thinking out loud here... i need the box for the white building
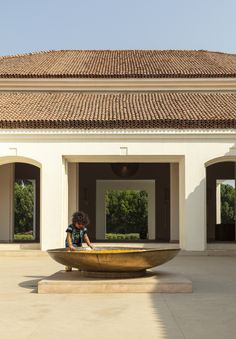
[1,49,236,251]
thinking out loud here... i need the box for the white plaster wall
[1,135,236,163]
[1,132,236,250]
[0,163,14,241]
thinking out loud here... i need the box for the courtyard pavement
[0,253,236,339]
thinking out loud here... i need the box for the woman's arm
[66,232,76,250]
[84,233,94,249]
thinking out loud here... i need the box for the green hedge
[14,233,34,241]
[105,233,140,240]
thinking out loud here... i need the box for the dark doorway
[207,162,236,242]
[79,163,170,242]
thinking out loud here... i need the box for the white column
[216,181,221,224]
[68,163,78,224]
[170,163,179,241]
[180,156,206,251]
[41,156,68,250]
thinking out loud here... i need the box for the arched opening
[207,161,236,242]
[0,161,40,243]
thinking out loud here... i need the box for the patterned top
[65,224,87,247]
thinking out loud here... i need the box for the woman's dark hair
[72,211,89,226]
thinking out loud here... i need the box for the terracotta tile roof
[0,50,236,78]
[1,91,236,129]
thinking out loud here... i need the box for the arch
[0,156,41,168]
[0,158,41,245]
[206,159,236,243]
[205,156,236,168]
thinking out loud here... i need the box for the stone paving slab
[38,270,192,294]
[1,255,236,339]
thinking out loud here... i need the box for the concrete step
[38,270,193,294]
[0,243,40,250]
[206,249,236,256]
[0,250,47,257]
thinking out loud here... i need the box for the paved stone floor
[0,254,236,339]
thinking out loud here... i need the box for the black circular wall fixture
[111,163,139,177]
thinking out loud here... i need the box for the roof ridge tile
[0,50,235,79]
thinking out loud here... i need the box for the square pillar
[41,156,68,250]
[180,156,206,251]
[68,163,79,224]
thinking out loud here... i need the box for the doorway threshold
[0,243,40,250]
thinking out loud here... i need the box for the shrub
[105,233,140,240]
[14,233,34,241]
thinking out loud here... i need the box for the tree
[14,180,34,234]
[221,184,235,224]
[105,190,148,234]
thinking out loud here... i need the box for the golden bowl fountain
[47,247,180,278]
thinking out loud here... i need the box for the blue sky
[0,0,236,56]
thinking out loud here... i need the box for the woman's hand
[84,233,94,249]
[69,245,76,251]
